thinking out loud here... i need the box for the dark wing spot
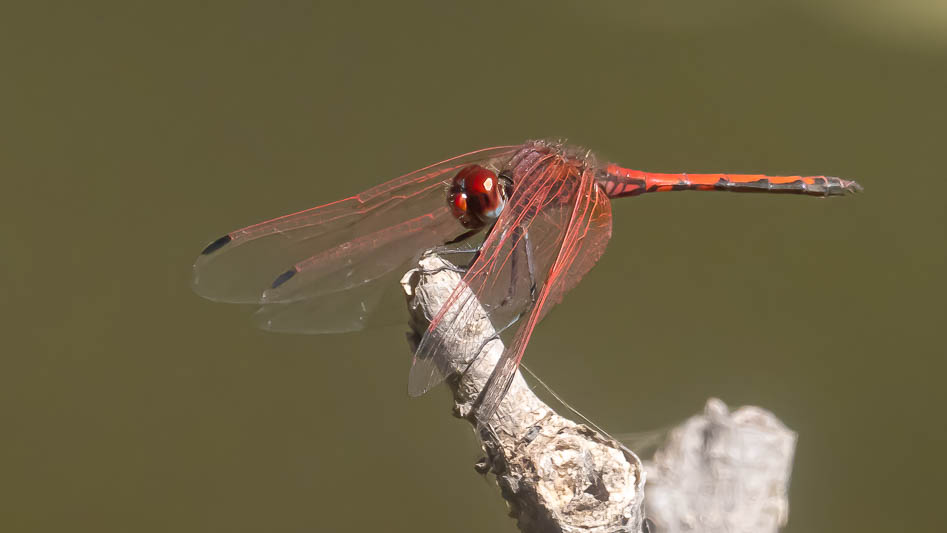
[201,234,232,255]
[271,268,297,289]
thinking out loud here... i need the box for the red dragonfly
[193,140,860,423]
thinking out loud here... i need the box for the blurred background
[2,1,944,532]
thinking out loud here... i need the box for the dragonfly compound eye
[450,192,468,218]
[449,165,505,229]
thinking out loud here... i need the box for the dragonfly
[193,139,860,424]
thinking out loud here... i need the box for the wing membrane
[192,145,520,333]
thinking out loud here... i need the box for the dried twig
[644,398,797,533]
[401,253,796,533]
[403,254,646,533]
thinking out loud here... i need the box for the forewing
[253,207,461,333]
[192,145,519,334]
[193,145,518,302]
[253,266,404,334]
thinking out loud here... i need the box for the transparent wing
[476,169,611,422]
[253,267,406,334]
[193,145,520,333]
[408,143,613,423]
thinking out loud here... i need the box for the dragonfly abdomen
[599,164,862,198]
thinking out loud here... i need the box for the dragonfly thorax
[448,164,511,229]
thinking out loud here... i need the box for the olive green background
[2,2,944,532]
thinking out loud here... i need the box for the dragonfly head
[448,165,511,229]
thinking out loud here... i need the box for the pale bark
[401,253,796,533]
[643,398,797,533]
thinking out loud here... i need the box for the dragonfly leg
[417,258,468,276]
[422,229,486,274]
[522,228,538,302]
[427,244,482,257]
[419,230,487,276]
[451,303,533,414]
[502,227,538,307]
[444,228,481,246]
[457,307,527,386]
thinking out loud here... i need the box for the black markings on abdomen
[720,178,772,192]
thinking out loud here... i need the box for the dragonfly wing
[476,167,612,423]
[253,207,459,334]
[192,145,519,313]
[258,207,455,304]
[253,267,403,334]
[409,143,613,421]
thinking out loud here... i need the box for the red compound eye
[451,192,468,218]
[449,165,506,229]
[466,170,496,196]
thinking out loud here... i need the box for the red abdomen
[598,164,862,198]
